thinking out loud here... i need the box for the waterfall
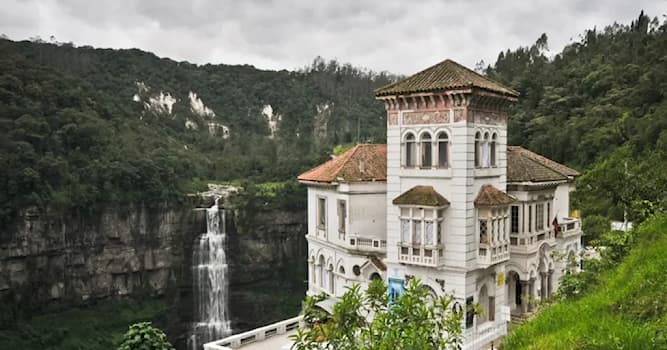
[190,198,231,350]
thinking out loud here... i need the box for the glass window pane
[425,221,434,245]
[401,219,410,242]
[413,220,422,244]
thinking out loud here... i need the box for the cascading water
[189,198,231,350]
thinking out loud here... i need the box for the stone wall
[0,202,203,304]
[226,207,307,332]
[0,193,308,348]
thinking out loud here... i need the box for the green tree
[117,322,174,350]
[290,279,463,350]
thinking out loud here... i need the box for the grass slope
[503,214,667,349]
[0,298,167,350]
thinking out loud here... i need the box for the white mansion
[297,59,583,348]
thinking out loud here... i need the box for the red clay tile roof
[375,59,519,97]
[475,185,515,206]
[297,144,387,183]
[392,186,450,207]
[507,146,580,183]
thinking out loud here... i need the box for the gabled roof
[507,146,580,183]
[475,185,515,207]
[297,144,387,183]
[392,186,450,207]
[375,59,519,97]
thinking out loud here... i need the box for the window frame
[474,132,481,168]
[404,132,416,168]
[490,133,497,167]
[420,132,433,168]
[317,196,327,231]
[437,131,449,168]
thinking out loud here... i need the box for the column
[520,281,529,314]
[528,278,536,311]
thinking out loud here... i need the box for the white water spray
[190,198,231,349]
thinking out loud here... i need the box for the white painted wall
[554,182,574,218]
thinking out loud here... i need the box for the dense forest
[486,11,667,239]
[2,12,665,234]
[0,39,397,225]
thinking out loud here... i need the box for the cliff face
[0,194,307,347]
[227,207,307,331]
[0,203,203,304]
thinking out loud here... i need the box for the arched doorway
[506,271,522,311]
[478,285,489,323]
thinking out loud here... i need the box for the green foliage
[505,214,667,349]
[0,298,168,350]
[332,144,355,155]
[0,38,396,225]
[487,12,667,225]
[291,279,463,350]
[117,322,174,350]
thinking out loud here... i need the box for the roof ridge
[509,145,579,177]
[330,144,361,179]
[375,58,518,96]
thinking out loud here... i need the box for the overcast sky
[2,0,665,74]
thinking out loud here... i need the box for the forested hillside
[1,11,666,235]
[486,11,667,238]
[0,39,395,224]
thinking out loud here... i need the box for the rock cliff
[0,191,307,348]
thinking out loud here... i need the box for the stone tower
[375,59,518,331]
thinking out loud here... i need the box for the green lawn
[503,215,667,349]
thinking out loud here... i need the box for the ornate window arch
[420,131,433,168]
[491,133,497,167]
[474,132,481,167]
[437,131,449,168]
[482,132,491,168]
[404,132,416,168]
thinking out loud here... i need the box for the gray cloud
[1,0,665,74]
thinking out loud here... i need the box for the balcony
[347,234,387,253]
[557,217,581,239]
[478,242,510,268]
[398,243,443,267]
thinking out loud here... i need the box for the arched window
[420,132,432,168]
[479,285,489,323]
[370,272,382,281]
[338,265,345,275]
[491,133,497,166]
[437,132,449,168]
[474,132,481,167]
[405,133,416,168]
[482,132,490,168]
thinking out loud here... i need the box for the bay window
[398,207,445,266]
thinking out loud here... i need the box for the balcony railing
[348,234,387,253]
[204,316,303,350]
[398,243,443,267]
[557,217,581,238]
[478,242,510,268]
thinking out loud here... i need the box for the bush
[117,322,174,350]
